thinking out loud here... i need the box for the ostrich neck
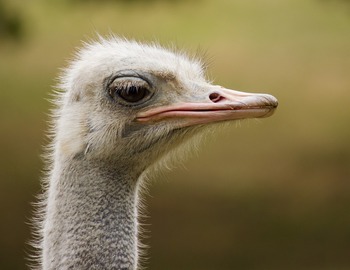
[42,157,140,270]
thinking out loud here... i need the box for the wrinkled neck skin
[42,155,142,270]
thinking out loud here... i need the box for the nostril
[209,92,225,103]
[209,92,220,102]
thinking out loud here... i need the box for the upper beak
[136,87,278,127]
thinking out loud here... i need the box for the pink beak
[136,87,278,128]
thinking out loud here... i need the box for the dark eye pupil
[117,86,148,103]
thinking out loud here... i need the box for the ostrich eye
[109,77,152,104]
[118,85,149,103]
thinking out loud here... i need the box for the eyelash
[108,77,152,104]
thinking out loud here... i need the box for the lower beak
[136,87,278,127]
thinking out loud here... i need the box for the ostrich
[35,36,278,270]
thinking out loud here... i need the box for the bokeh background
[1,0,350,269]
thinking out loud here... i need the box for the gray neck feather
[42,158,140,270]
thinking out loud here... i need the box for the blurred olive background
[1,0,350,269]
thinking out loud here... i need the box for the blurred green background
[1,0,350,269]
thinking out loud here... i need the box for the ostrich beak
[136,87,278,127]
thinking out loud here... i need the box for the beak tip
[265,94,278,107]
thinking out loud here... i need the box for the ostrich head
[39,37,278,270]
[56,37,278,176]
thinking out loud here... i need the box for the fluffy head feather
[54,37,212,170]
